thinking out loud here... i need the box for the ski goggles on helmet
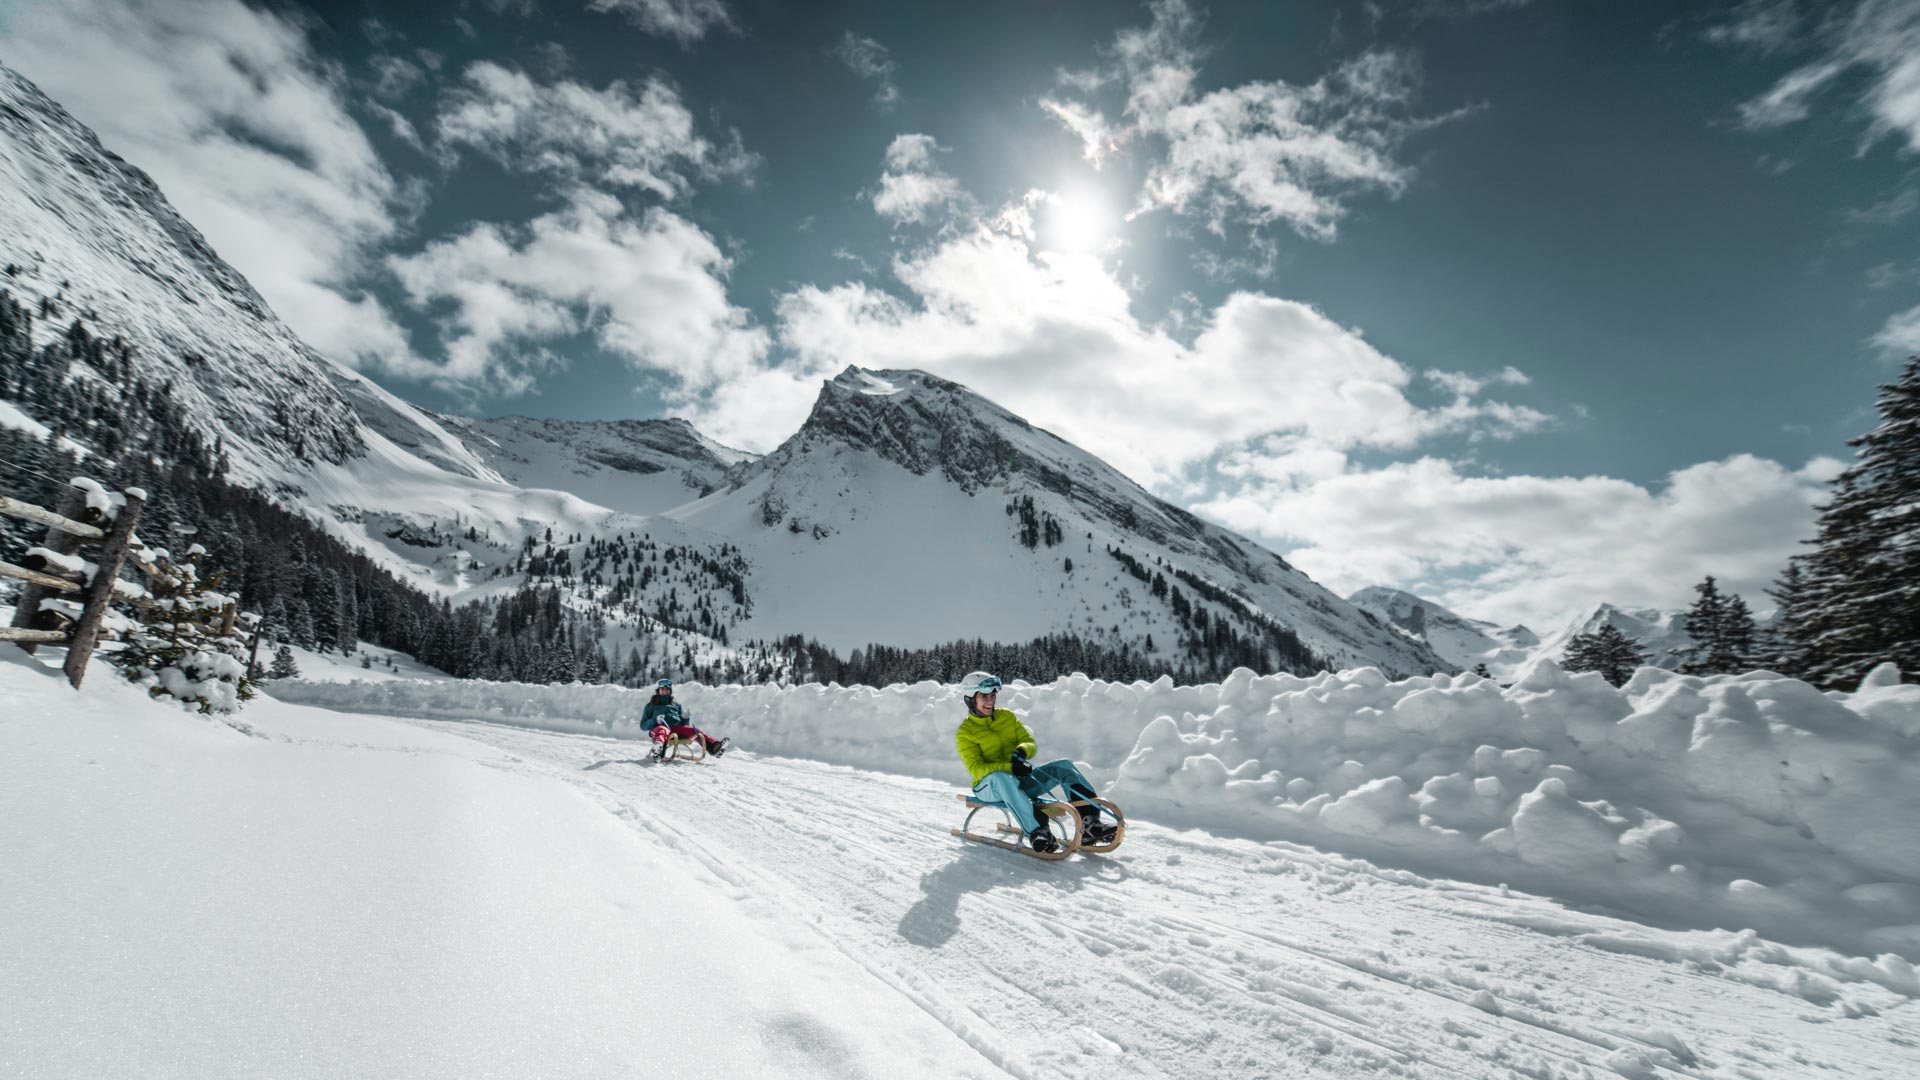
[656,679,673,690]
[965,675,1002,696]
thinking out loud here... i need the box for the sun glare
[1042,189,1116,254]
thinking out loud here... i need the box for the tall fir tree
[1674,576,1728,675]
[1795,355,1920,687]
[1763,562,1819,675]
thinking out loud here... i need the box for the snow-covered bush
[111,546,255,713]
[273,658,1920,960]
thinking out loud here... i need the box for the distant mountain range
[0,60,1450,680]
[1347,585,1695,677]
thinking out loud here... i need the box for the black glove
[1009,748,1032,778]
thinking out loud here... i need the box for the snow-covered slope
[1,651,1003,1080]
[432,414,753,517]
[279,660,1920,961]
[0,63,373,480]
[668,368,1451,676]
[1348,585,1539,675]
[13,650,1915,1078]
[1535,602,1694,670]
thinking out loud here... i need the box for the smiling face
[970,689,997,716]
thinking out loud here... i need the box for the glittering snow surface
[7,652,1917,1077]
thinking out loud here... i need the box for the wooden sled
[951,794,1082,860]
[659,734,706,763]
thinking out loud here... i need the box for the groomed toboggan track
[375,714,1918,1080]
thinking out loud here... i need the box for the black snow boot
[1081,816,1118,846]
[1027,825,1060,854]
[708,737,731,758]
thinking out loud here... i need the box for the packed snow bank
[0,652,1006,1079]
[275,661,1920,962]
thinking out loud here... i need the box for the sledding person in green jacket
[642,679,730,761]
[955,671,1117,853]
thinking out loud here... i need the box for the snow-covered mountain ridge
[668,368,1452,675]
[434,414,754,517]
[0,64,370,478]
[0,61,1445,680]
[1348,585,1539,674]
[1348,584,1698,677]
[1535,601,1695,670]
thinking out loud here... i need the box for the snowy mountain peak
[1347,585,1538,675]
[780,366,1053,494]
[670,366,1454,676]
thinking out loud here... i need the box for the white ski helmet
[961,672,1002,702]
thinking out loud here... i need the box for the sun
[1041,189,1116,254]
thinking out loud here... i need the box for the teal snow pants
[971,759,1100,834]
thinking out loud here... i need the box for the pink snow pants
[651,723,717,750]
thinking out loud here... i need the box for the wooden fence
[1,479,241,689]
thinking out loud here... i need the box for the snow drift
[273,661,1920,963]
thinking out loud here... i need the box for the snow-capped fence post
[4,484,97,655]
[61,489,144,690]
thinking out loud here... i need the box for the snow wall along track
[273,660,1920,970]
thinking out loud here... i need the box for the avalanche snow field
[326,715,1915,1079]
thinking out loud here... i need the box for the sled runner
[950,794,1083,860]
[658,734,706,762]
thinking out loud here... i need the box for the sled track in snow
[398,715,1917,1080]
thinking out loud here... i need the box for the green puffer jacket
[956,708,1038,786]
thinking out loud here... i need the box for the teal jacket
[641,698,687,730]
[956,708,1038,786]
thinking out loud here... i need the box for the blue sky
[2,0,1917,630]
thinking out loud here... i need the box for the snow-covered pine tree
[268,644,301,680]
[1674,576,1727,675]
[1763,562,1818,675]
[1721,593,1758,672]
[112,547,256,713]
[1797,355,1920,687]
[1563,623,1646,687]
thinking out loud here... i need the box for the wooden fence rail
[3,480,145,689]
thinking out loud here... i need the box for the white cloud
[1426,366,1530,397]
[435,61,749,199]
[1703,0,1802,54]
[1874,302,1920,354]
[834,32,900,110]
[387,190,769,397]
[1042,0,1449,240]
[0,0,419,374]
[368,103,425,151]
[1193,454,1840,632]
[368,54,426,100]
[584,0,734,44]
[1724,0,1920,151]
[870,134,965,224]
[767,208,1543,486]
